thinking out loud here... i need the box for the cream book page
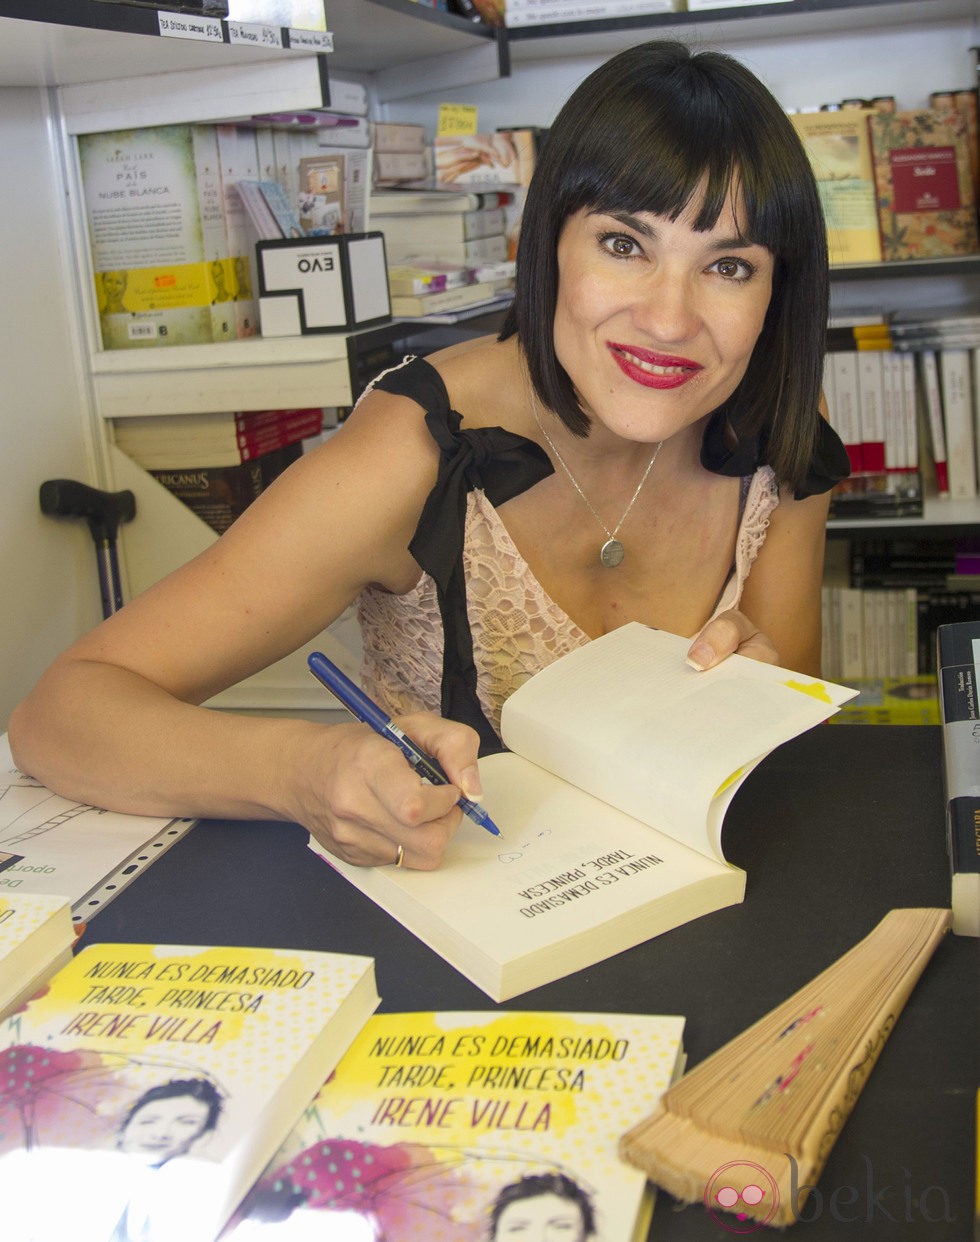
[500,624,857,863]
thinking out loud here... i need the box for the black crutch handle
[39,479,136,618]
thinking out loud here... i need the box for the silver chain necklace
[531,397,663,569]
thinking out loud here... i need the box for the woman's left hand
[686,609,780,670]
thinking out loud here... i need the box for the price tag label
[437,104,478,137]
[288,28,334,51]
[157,13,224,42]
[227,22,285,48]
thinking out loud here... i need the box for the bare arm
[687,485,831,676]
[8,389,481,870]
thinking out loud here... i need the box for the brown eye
[712,257,754,282]
[611,236,635,256]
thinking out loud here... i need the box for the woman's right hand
[288,712,484,871]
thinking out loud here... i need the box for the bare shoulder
[427,334,530,433]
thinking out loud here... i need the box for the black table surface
[78,725,978,1241]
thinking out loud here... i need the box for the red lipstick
[608,342,702,390]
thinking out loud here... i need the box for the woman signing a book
[10,42,848,872]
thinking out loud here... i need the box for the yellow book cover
[790,109,883,265]
[78,125,227,350]
[0,892,73,1022]
[0,942,379,1242]
[224,1009,685,1241]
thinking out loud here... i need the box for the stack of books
[370,189,517,318]
[114,408,327,534]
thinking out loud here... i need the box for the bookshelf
[0,0,977,726]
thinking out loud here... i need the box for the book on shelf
[148,443,302,536]
[368,189,513,215]
[308,145,370,234]
[114,408,325,469]
[297,152,345,233]
[434,129,537,190]
[312,114,371,149]
[215,125,260,338]
[868,107,979,260]
[193,124,239,345]
[373,150,432,187]
[938,349,978,499]
[309,624,856,1002]
[0,892,74,1022]
[78,124,238,351]
[0,942,379,1242]
[889,304,980,351]
[389,279,500,318]
[916,350,950,496]
[789,108,883,265]
[223,1008,686,1240]
[383,232,509,267]
[375,204,506,245]
[619,908,950,1228]
[936,619,980,936]
[386,260,477,297]
[823,344,863,473]
[252,178,303,238]
[930,85,980,209]
[0,733,195,926]
[233,176,289,242]
[371,121,427,154]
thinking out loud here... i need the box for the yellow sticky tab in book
[438,103,478,137]
[783,678,834,704]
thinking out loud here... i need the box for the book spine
[936,620,980,936]
[918,351,950,495]
[216,124,260,339]
[193,124,236,344]
[938,349,978,499]
[856,349,886,474]
[826,350,864,472]
[236,410,324,457]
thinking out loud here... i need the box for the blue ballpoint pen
[307,651,501,837]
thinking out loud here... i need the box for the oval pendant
[600,538,624,568]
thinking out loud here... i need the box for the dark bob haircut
[500,40,829,494]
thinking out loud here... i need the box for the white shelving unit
[0,0,977,724]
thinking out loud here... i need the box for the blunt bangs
[500,40,829,491]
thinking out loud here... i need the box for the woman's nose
[632,268,701,343]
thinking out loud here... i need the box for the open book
[310,624,857,1001]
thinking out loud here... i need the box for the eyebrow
[603,210,759,250]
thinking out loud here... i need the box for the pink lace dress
[355,355,779,747]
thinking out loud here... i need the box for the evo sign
[256,233,391,335]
